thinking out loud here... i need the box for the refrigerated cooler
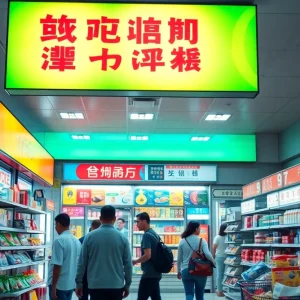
[133,206,184,275]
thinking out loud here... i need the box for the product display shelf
[0,198,47,215]
[223,216,244,297]
[0,245,47,251]
[224,292,241,300]
[0,227,45,234]
[0,260,48,271]
[241,243,300,248]
[0,197,49,298]
[0,282,46,298]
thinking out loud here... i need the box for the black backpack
[147,231,174,273]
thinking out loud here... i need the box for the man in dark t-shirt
[133,212,162,300]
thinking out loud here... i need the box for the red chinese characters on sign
[171,47,200,72]
[132,48,165,71]
[128,17,161,44]
[243,180,261,199]
[76,164,145,180]
[261,172,283,194]
[87,17,120,43]
[76,189,91,205]
[90,48,122,71]
[40,14,77,43]
[168,18,198,45]
[40,14,77,71]
[42,46,75,71]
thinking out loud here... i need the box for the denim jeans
[181,268,207,300]
[215,255,226,292]
[48,285,74,300]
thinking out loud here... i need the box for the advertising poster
[184,189,209,206]
[62,185,133,206]
[134,187,184,206]
[62,206,84,217]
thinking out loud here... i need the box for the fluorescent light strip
[130,113,154,120]
[191,137,210,142]
[71,135,90,140]
[130,135,149,141]
[205,114,231,121]
[60,112,85,119]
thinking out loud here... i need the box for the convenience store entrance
[62,184,211,293]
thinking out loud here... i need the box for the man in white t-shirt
[48,213,81,300]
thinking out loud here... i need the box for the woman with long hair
[212,223,228,297]
[177,221,215,300]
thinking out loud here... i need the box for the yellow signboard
[6,1,258,98]
[0,103,54,185]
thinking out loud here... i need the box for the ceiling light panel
[130,113,154,120]
[60,112,85,119]
[205,114,231,121]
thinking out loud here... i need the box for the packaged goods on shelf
[225,256,241,266]
[226,233,243,243]
[225,246,242,255]
[223,276,238,287]
[0,271,43,294]
[135,207,184,219]
[0,210,7,227]
[271,255,299,268]
[241,262,270,281]
[5,251,32,265]
[17,234,30,246]
[283,209,300,225]
[272,267,300,287]
[226,266,243,276]
[226,224,241,232]
[27,249,44,262]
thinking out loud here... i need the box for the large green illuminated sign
[34,133,256,162]
[6,1,258,97]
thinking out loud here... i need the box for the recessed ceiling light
[130,135,149,141]
[71,135,90,140]
[190,137,210,142]
[60,112,85,119]
[130,113,154,120]
[205,114,231,121]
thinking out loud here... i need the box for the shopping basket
[238,280,273,300]
[238,280,300,300]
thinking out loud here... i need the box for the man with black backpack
[133,212,173,300]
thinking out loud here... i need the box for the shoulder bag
[185,237,213,276]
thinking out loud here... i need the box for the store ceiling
[0,0,300,159]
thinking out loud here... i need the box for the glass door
[133,207,184,275]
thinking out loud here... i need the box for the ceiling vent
[127,97,161,109]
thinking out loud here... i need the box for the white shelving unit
[223,213,243,299]
[0,196,48,298]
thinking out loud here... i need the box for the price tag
[241,199,255,214]
[267,192,279,208]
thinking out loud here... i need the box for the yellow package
[170,191,184,206]
[271,255,298,267]
[272,267,300,287]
